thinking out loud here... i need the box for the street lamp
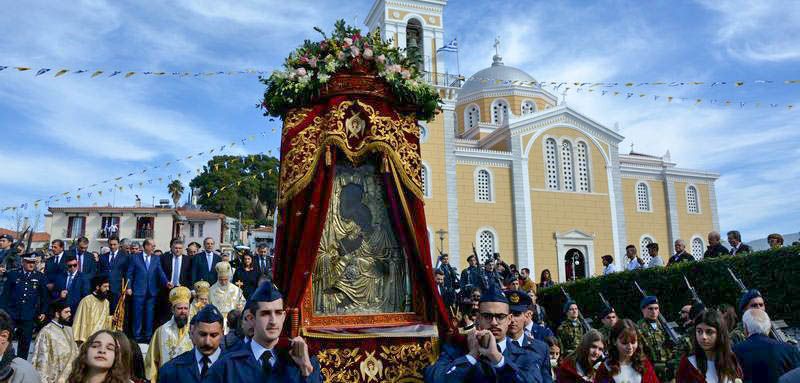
[436,229,448,255]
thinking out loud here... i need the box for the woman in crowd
[595,319,659,383]
[556,330,605,382]
[232,251,260,299]
[718,303,745,345]
[545,336,562,380]
[676,310,742,383]
[538,269,555,289]
[66,330,129,383]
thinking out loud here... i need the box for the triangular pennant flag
[15,67,31,71]
[91,70,104,78]
[125,72,136,78]
[54,69,69,77]
[36,68,51,76]
[109,71,121,77]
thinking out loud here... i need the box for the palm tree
[168,180,185,208]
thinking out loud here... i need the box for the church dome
[460,54,536,95]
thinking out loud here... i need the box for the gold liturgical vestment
[209,282,245,332]
[144,317,193,382]
[72,294,112,343]
[31,321,78,383]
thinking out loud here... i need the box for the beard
[93,290,109,301]
[57,316,71,326]
[174,315,188,328]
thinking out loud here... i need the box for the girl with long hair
[595,319,659,383]
[556,330,605,382]
[538,269,554,289]
[676,310,742,383]
[67,330,130,383]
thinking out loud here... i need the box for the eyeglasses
[680,310,690,315]
[67,264,79,268]
[480,312,509,322]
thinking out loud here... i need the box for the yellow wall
[454,164,516,269]
[420,116,449,261]
[455,95,552,133]
[675,181,713,242]
[621,178,671,253]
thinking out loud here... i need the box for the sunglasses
[67,264,79,268]
[480,312,509,322]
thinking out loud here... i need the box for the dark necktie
[200,355,210,378]
[260,350,273,378]
[66,273,74,290]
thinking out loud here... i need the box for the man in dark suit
[52,255,89,315]
[191,237,221,284]
[254,243,272,281]
[734,309,800,383]
[69,237,97,282]
[434,269,456,310]
[44,239,68,291]
[727,230,753,256]
[126,239,169,343]
[99,237,129,312]
[1,254,49,359]
[667,239,695,266]
[158,304,225,383]
[158,238,192,325]
[703,231,730,259]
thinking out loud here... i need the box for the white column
[442,101,461,265]
[510,135,535,272]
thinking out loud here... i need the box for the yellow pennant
[125,72,136,78]
[91,70,104,78]
[54,69,69,77]
[15,67,31,71]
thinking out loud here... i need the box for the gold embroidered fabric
[317,341,434,383]
[144,318,193,382]
[31,322,78,383]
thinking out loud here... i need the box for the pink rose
[351,46,360,57]
[343,37,353,46]
[401,69,411,79]
[376,54,386,64]
[363,48,374,59]
[296,67,307,76]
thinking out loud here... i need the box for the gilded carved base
[317,340,435,383]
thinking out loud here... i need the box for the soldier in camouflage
[598,305,617,346]
[556,300,585,357]
[636,296,675,382]
[734,288,796,345]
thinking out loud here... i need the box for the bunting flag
[1,65,267,79]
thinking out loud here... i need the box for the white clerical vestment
[209,282,245,333]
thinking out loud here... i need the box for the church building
[365,0,720,281]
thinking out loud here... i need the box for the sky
[0,0,797,241]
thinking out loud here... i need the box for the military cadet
[597,304,617,345]
[504,290,553,383]
[158,304,225,383]
[460,255,481,292]
[0,233,13,267]
[204,282,321,383]
[437,253,459,292]
[425,284,547,382]
[524,302,554,342]
[636,296,674,382]
[0,253,49,359]
[557,300,585,357]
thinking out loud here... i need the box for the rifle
[727,268,789,343]
[598,292,613,313]
[560,286,592,333]
[683,275,703,305]
[634,281,681,344]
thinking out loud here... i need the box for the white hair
[742,309,771,336]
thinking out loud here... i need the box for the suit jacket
[68,249,97,278]
[126,252,167,297]
[703,244,730,259]
[191,252,221,284]
[424,340,547,383]
[99,250,130,294]
[254,255,273,279]
[52,271,89,312]
[731,243,753,256]
[204,343,322,383]
[436,285,456,309]
[161,252,192,287]
[44,253,68,284]
[734,334,800,383]
[158,348,205,383]
[1,270,49,320]
[667,251,695,266]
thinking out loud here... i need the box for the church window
[686,185,699,213]
[640,236,654,265]
[492,99,509,124]
[421,163,431,198]
[545,138,559,190]
[691,237,704,260]
[576,141,590,192]
[522,100,536,115]
[478,230,496,259]
[475,168,492,201]
[560,141,575,191]
[636,181,651,212]
[465,105,480,130]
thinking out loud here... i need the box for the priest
[190,280,211,318]
[208,262,245,333]
[31,300,79,383]
[72,274,113,344]
[145,286,194,382]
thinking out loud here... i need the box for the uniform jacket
[424,340,548,383]
[439,264,459,291]
[557,320,585,356]
[191,251,221,284]
[1,270,49,320]
[99,250,130,294]
[594,358,659,383]
[637,318,673,380]
[527,323,554,342]
[733,333,800,383]
[161,252,192,287]
[460,266,481,291]
[158,349,205,383]
[126,252,167,297]
[510,334,553,383]
[203,344,321,383]
[52,271,89,312]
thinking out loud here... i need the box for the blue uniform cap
[191,304,224,326]
[563,299,577,314]
[246,281,284,311]
[640,295,658,310]
[0,234,13,241]
[738,289,762,312]
[504,290,532,313]
[479,285,508,305]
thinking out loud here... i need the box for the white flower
[363,48,374,59]
[351,46,360,57]
[401,69,411,79]
[295,67,307,77]
[343,37,353,46]
[376,54,386,64]
[318,74,330,83]
[337,51,345,60]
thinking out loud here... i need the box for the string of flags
[465,75,800,89]
[204,167,279,199]
[0,65,267,78]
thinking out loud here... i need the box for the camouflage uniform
[599,325,612,345]
[730,323,747,345]
[637,318,675,382]
[557,319,585,356]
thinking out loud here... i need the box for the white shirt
[626,257,642,271]
[206,252,215,272]
[172,256,183,285]
[646,256,664,269]
[689,356,721,383]
[54,252,64,265]
[614,361,642,383]
[604,263,619,275]
[195,347,221,375]
[250,340,276,367]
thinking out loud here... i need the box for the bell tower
[365,0,447,74]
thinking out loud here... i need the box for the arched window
[478,230,496,258]
[686,185,699,213]
[640,236,654,265]
[636,182,651,212]
[465,105,480,130]
[691,237,704,260]
[419,122,428,143]
[576,141,590,192]
[421,163,431,198]
[522,100,537,115]
[544,138,560,190]
[475,168,492,201]
[561,140,575,191]
[491,99,509,124]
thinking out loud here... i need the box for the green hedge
[537,246,800,329]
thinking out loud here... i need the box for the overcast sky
[0,0,797,241]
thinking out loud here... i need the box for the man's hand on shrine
[289,336,314,377]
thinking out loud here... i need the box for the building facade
[366,0,720,281]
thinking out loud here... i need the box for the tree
[189,155,279,222]
[167,179,185,208]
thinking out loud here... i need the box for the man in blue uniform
[204,282,321,383]
[505,290,552,383]
[158,304,225,383]
[1,253,48,359]
[424,284,546,382]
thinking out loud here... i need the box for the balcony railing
[422,72,464,88]
[135,229,154,239]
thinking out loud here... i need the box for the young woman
[595,319,659,383]
[232,252,260,299]
[556,330,605,382]
[538,269,555,289]
[676,310,742,383]
[545,336,562,380]
[67,330,129,383]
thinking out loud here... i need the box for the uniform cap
[504,290,532,313]
[738,289,762,313]
[190,304,224,326]
[640,295,658,310]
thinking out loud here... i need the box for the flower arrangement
[260,20,441,121]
